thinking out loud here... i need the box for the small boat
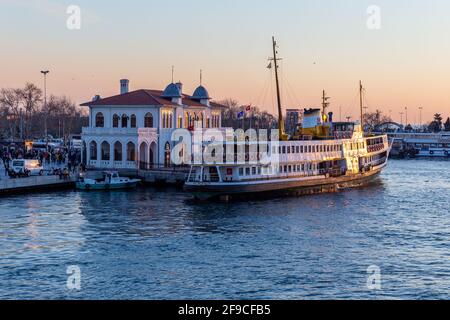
[76,171,141,190]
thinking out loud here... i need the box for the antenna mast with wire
[359,80,364,131]
[269,36,287,141]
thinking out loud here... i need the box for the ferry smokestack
[120,79,129,94]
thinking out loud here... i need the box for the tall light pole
[41,70,49,142]
[405,107,408,126]
[419,107,423,128]
[399,112,404,126]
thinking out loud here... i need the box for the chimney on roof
[120,79,129,94]
[92,95,101,101]
[176,82,183,95]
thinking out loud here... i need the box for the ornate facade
[81,79,226,170]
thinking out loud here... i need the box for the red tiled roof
[80,89,228,109]
[80,90,176,107]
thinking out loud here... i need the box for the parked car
[10,159,44,177]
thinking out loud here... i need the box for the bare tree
[219,98,278,130]
[19,83,42,138]
[363,109,392,131]
[0,88,22,140]
[42,95,81,139]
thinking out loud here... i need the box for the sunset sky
[1,0,449,124]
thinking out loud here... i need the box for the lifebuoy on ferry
[430,151,434,155]
[444,151,449,156]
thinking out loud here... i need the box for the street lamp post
[40,70,49,143]
[400,112,404,127]
[405,107,408,126]
[419,107,423,129]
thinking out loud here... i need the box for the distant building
[285,109,302,136]
[81,79,226,170]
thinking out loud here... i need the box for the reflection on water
[0,159,449,299]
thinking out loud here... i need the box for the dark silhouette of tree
[363,109,392,131]
[219,98,278,130]
[0,83,86,141]
[444,117,450,131]
[0,88,22,140]
[427,113,444,132]
[19,83,42,138]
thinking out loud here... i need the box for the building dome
[192,85,211,100]
[161,83,182,98]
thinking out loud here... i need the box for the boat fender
[445,151,449,156]
[430,150,434,155]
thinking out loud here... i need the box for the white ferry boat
[184,38,391,201]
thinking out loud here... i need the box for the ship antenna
[270,36,287,141]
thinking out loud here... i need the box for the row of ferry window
[238,163,318,176]
[273,144,343,155]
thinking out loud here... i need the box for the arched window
[127,142,136,161]
[112,114,120,128]
[95,113,104,128]
[90,141,97,160]
[144,113,153,128]
[185,112,189,128]
[121,114,128,128]
[164,142,171,167]
[130,115,137,128]
[168,113,173,129]
[114,142,122,161]
[101,141,110,161]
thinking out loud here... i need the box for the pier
[374,132,450,158]
[84,165,190,186]
[0,175,76,196]
[138,169,188,186]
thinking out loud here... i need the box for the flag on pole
[237,111,245,119]
[245,104,252,112]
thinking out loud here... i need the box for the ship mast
[270,37,287,141]
[359,80,364,131]
[322,90,330,122]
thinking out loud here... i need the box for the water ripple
[0,159,449,299]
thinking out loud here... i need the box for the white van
[11,159,44,176]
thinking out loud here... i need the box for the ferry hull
[185,168,383,201]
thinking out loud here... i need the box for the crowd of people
[0,143,84,179]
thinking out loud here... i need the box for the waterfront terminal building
[81,79,226,170]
